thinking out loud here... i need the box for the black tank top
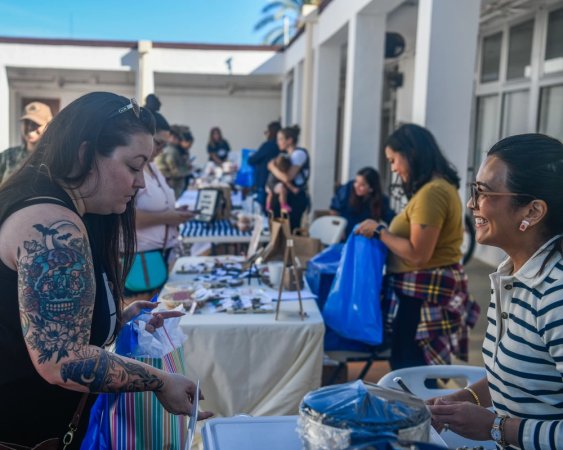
[0,170,116,447]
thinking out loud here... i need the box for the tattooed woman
[0,92,212,447]
[356,124,479,371]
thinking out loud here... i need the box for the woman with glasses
[356,124,479,371]
[427,134,563,449]
[131,112,195,298]
[0,92,211,448]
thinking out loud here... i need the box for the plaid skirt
[384,264,481,365]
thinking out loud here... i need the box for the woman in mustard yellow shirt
[357,124,480,370]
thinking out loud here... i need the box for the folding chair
[378,365,495,449]
[308,216,347,246]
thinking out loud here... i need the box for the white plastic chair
[308,216,347,246]
[378,365,496,449]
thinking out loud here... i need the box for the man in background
[248,120,281,209]
[0,101,53,184]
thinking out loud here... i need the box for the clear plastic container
[297,380,431,449]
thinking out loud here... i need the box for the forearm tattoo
[61,348,164,392]
[18,220,164,393]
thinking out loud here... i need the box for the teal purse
[125,226,169,292]
[125,250,168,292]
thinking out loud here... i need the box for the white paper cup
[267,261,284,288]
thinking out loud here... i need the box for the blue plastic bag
[322,232,387,345]
[305,244,344,309]
[235,148,256,188]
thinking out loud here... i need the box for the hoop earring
[519,220,530,232]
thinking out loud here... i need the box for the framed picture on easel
[194,189,220,222]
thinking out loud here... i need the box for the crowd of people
[0,91,562,449]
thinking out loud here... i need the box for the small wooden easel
[275,220,305,321]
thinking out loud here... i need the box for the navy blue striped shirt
[483,235,563,449]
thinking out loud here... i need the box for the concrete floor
[346,257,496,383]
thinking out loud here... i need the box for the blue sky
[0,0,276,44]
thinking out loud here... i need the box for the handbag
[82,319,187,450]
[0,394,88,450]
[125,226,169,292]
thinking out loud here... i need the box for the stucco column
[136,40,155,103]
[0,65,9,151]
[291,61,303,126]
[341,12,386,182]
[281,75,290,126]
[412,0,480,202]
[300,10,317,149]
[309,44,340,214]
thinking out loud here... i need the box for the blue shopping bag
[322,231,387,345]
[235,148,255,188]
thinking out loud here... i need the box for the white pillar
[341,13,386,182]
[281,75,290,127]
[291,62,303,126]
[309,44,340,213]
[300,17,316,150]
[412,0,480,202]
[0,65,9,151]
[136,40,154,103]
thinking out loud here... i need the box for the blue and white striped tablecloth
[180,220,252,239]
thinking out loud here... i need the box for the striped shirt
[483,235,563,450]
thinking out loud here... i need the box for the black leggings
[389,295,427,371]
[272,189,310,231]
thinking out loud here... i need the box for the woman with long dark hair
[0,92,211,447]
[330,166,395,238]
[267,124,310,230]
[428,134,563,448]
[207,126,230,165]
[356,124,479,371]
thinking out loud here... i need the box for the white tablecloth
[167,257,325,418]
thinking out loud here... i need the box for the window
[539,84,563,141]
[545,7,563,74]
[481,32,503,83]
[474,95,500,167]
[507,20,534,80]
[501,90,530,137]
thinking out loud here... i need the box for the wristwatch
[374,224,387,235]
[490,414,507,446]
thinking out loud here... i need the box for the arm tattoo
[18,219,164,394]
[61,348,164,393]
[18,220,94,363]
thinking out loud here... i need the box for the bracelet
[464,386,481,406]
[499,416,508,447]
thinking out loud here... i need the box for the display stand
[275,236,305,321]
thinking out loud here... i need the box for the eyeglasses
[108,98,141,119]
[469,182,535,207]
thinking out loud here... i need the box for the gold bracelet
[464,386,481,406]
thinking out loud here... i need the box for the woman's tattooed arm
[17,217,165,393]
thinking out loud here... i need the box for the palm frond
[254,14,277,32]
[261,1,287,14]
[262,26,285,45]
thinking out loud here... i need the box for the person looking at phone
[131,108,196,298]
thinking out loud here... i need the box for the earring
[519,220,530,232]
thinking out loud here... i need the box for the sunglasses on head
[109,98,141,119]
